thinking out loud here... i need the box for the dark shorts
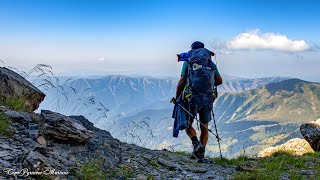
[189,95,214,124]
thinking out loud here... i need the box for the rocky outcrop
[300,118,320,151]
[41,110,94,143]
[258,138,314,157]
[0,67,45,112]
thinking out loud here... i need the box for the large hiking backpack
[185,48,216,97]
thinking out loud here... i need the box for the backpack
[184,48,216,98]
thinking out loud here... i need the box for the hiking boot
[190,154,197,159]
[198,158,212,164]
[192,141,205,158]
[197,152,205,163]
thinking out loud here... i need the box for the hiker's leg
[199,95,214,147]
[186,100,197,139]
[200,123,209,146]
[198,110,210,162]
[185,119,196,138]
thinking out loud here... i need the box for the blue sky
[0,0,319,81]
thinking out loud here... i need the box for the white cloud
[98,57,105,61]
[226,29,310,52]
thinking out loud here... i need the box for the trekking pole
[195,105,200,131]
[171,100,221,140]
[212,109,223,160]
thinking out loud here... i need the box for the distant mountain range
[215,79,320,123]
[38,75,320,157]
[39,75,288,120]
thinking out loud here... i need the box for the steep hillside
[214,79,320,123]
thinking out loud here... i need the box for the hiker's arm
[176,76,186,98]
[215,75,223,86]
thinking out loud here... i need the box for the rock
[0,67,45,112]
[23,138,41,150]
[157,158,181,169]
[0,159,12,168]
[142,154,153,161]
[87,138,99,151]
[23,151,51,170]
[69,115,95,131]
[300,119,320,151]
[41,110,93,143]
[3,155,14,161]
[0,105,7,111]
[300,169,310,175]
[136,174,148,180]
[133,157,148,166]
[28,124,39,139]
[258,138,314,157]
[4,110,32,122]
[185,166,207,173]
[70,115,113,138]
[279,173,290,180]
[0,151,11,158]
[36,136,47,146]
[34,147,51,157]
[0,143,16,151]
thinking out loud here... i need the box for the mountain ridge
[214,78,320,123]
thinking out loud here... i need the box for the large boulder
[300,118,320,151]
[0,67,45,112]
[41,110,93,143]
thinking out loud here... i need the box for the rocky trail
[0,107,235,179]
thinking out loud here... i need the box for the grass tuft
[173,151,192,156]
[0,113,14,137]
[270,148,295,157]
[111,165,135,179]
[77,161,107,180]
[212,154,250,167]
[1,98,25,111]
[229,149,320,179]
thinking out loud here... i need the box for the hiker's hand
[170,97,176,104]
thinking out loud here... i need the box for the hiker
[175,41,223,162]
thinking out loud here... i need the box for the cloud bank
[226,29,310,52]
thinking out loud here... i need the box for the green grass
[1,98,25,111]
[270,148,295,157]
[150,158,161,168]
[225,150,320,180]
[211,154,250,167]
[0,112,14,137]
[77,160,137,180]
[111,165,135,179]
[173,151,192,156]
[77,161,107,180]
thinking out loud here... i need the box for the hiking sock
[191,136,198,142]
